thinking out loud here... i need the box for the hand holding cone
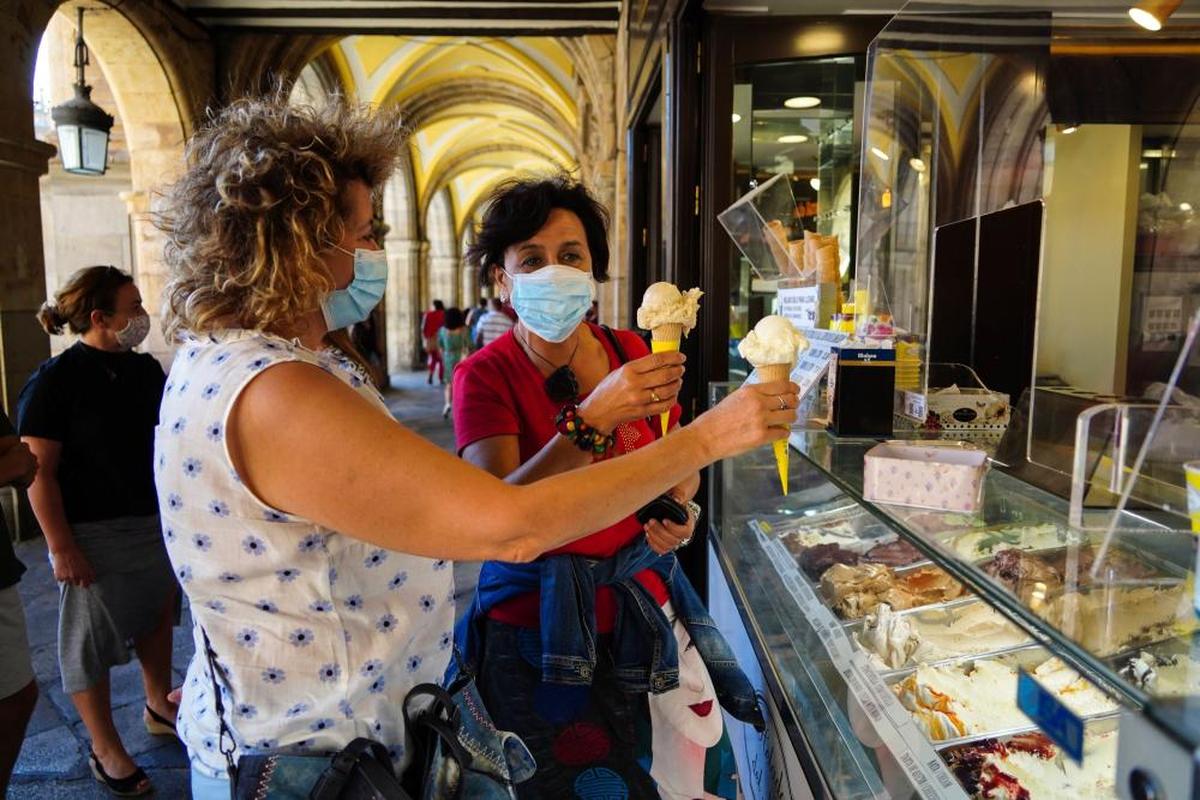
[637,283,703,436]
[738,315,808,494]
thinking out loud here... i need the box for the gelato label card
[1017,667,1084,763]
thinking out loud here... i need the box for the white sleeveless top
[155,330,453,779]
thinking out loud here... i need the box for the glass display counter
[708,384,1198,799]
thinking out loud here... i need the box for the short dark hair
[489,298,504,311]
[478,298,487,307]
[432,299,445,311]
[467,176,610,288]
[444,307,465,328]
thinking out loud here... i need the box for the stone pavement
[7,370,479,798]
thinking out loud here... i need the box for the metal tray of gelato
[1108,635,1200,698]
[882,647,1120,746]
[937,715,1120,798]
[815,560,968,622]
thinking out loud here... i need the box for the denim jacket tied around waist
[452,538,764,731]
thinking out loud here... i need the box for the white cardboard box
[863,442,989,513]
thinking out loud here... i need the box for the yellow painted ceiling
[331,34,580,234]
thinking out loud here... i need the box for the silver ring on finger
[675,534,693,550]
[777,395,788,410]
[650,390,662,403]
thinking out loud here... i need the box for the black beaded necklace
[517,329,580,403]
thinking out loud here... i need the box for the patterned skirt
[476,616,739,800]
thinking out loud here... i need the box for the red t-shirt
[453,323,681,632]
[421,310,445,339]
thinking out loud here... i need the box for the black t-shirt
[0,408,25,590]
[17,342,166,525]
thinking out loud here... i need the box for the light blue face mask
[322,245,388,330]
[504,264,596,343]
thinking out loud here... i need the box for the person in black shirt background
[18,266,175,797]
[0,408,38,795]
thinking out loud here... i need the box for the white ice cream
[737,314,808,367]
[636,282,703,333]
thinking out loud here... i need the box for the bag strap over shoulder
[598,325,628,365]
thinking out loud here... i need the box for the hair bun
[36,301,66,335]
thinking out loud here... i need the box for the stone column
[121,189,174,368]
[384,238,427,375]
[428,254,461,310]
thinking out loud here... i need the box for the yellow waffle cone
[756,362,794,494]
[650,326,683,435]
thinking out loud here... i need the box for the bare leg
[133,589,177,725]
[0,680,38,794]
[73,676,147,786]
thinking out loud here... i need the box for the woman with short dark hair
[19,265,175,797]
[453,176,759,798]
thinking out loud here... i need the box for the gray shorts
[0,583,35,699]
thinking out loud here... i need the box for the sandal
[143,703,177,737]
[88,751,152,797]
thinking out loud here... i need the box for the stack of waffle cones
[756,362,794,494]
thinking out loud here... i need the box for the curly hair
[155,93,407,340]
[466,175,610,288]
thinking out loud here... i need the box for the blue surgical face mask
[504,264,596,343]
[322,245,388,330]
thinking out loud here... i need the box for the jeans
[190,764,229,800]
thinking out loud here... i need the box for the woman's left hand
[645,514,695,555]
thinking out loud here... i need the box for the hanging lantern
[51,8,114,176]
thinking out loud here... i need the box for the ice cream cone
[651,324,683,435]
[756,362,793,494]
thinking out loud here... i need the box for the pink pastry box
[862,441,989,513]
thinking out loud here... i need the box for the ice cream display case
[702,2,1200,799]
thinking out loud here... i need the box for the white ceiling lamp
[809,177,821,191]
[909,157,927,173]
[1059,123,1079,135]
[784,96,822,109]
[871,146,890,161]
[778,134,808,144]
[1182,202,1194,212]
[732,113,742,123]
[1129,0,1182,30]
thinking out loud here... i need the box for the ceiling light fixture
[732,113,742,123]
[810,177,821,191]
[1129,0,1181,30]
[1059,124,1079,135]
[784,96,822,109]
[871,146,890,161]
[1182,202,1194,212]
[778,134,809,144]
[909,157,927,173]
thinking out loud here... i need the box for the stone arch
[387,78,575,145]
[382,153,423,373]
[35,0,213,364]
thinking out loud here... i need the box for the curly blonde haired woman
[151,93,798,799]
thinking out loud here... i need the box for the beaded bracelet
[555,403,614,457]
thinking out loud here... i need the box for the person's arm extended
[231,362,796,563]
[22,438,94,586]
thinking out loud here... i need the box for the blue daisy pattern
[182,458,203,478]
[254,738,278,750]
[344,594,364,611]
[242,536,266,556]
[418,594,436,613]
[163,526,176,543]
[388,572,408,590]
[178,380,190,395]
[186,346,201,361]
[360,660,383,678]
[218,572,243,584]
[175,565,193,584]
[156,453,166,473]
[164,380,174,395]
[254,599,278,614]
[438,631,452,651]
[247,357,273,372]
[328,567,338,586]
[171,417,187,435]
[432,559,449,571]
[191,532,212,551]
[405,655,422,673]
[205,423,223,442]
[375,613,397,634]
[212,350,231,365]
[201,382,221,400]
[167,493,183,512]
[262,667,286,684]
[285,702,310,718]
[263,509,288,523]
[205,599,226,614]
[208,500,230,517]
[236,628,259,648]
[363,550,388,569]
[318,663,341,683]
[368,676,386,694]
[309,599,333,613]
[298,533,326,553]
[276,567,300,583]
[235,703,258,719]
[310,718,335,733]
[289,628,315,648]
[338,700,354,719]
